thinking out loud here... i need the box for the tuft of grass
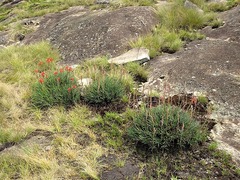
[6,0,95,19]
[84,76,127,106]
[130,27,183,57]
[128,105,207,150]
[0,147,58,179]
[179,30,205,41]
[115,0,156,6]
[0,41,59,85]
[75,57,135,92]
[197,95,209,104]
[125,62,148,82]
[207,0,239,12]
[78,144,106,180]
[208,141,218,151]
[157,4,206,30]
[0,128,25,144]
[93,112,126,149]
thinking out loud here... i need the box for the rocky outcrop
[146,6,240,165]
[24,6,158,65]
[108,47,150,64]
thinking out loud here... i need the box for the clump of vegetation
[179,29,205,41]
[0,42,59,84]
[75,57,135,92]
[31,59,80,109]
[158,4,206,30]
[207,0,239,12]
[129,0,230,58]
[115,0,156,6]
[130,27,183,57]
[84,76,126,106]
[125,62,148,82]
[94,112,126,149]
[128,105,207,150]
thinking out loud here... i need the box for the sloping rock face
[146,6,240,165]
[24,6,158,65]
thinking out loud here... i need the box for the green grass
[129,0,228,58]
[118,0,156,6]
[0,41,59,85]
[125,62,148,82]
[128,105,207,150]
[84,76,127,106]
[130,26,185,57]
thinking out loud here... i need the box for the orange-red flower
[60,68,64,73]
[54,71,58,75]
[70,78,74,81]
[72,85,77,89]
[65,66,73,72]
[46,58,53,63]
[38,61,44,66]
[191,96,197,105]
[39,78,44,84]
[68,87,71,92]
[41,72,45,77]
[57,77,60,82]
[34,69,39,73]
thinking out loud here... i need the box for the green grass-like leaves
[128,105,207,150]
[31,67,80,109]
[84,76,126,106]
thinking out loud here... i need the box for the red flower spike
[65,66,69,71]
[46,58,53,63]
[70,78,74,81]
[38,61,43,66]
[68,87,71,92]
[39,78,44,84]
[68,67,73,72]
[54,71,58,75]
[72,85,77,89]
[60,68,64,73]
[41,72,45,77]
[34,69,39,73]
[57,77,60,82]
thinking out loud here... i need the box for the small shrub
[83,76,126,106]
[31,60,80,109]
[128,105,207,150]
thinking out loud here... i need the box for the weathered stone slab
[108,47,150,65]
